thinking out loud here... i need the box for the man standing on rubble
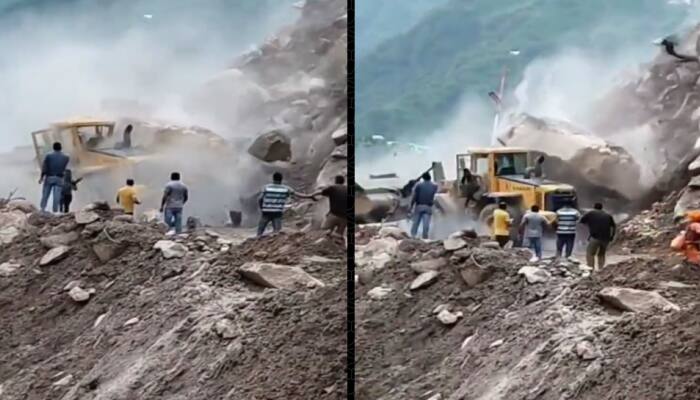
[554,199,581,259]
[257,172,294,237]
[580,202,616,271]
[410,172,438,239]
[160,172,188,235]
[304,175,347,238]
[39,142,70,213]
[117,179,141,216]
[520,204,549,262]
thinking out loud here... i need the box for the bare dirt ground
[355,198,700,400]
[0,204,346,400]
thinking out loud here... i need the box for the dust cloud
[0,0,297,221]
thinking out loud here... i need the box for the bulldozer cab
[31,119,129,174]
[456,148,530,193]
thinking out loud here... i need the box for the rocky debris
[331,124,347,145]
[74,210,100,225]
[411,258,448,274]
[410,271,439,290]
[68,286,93,303]
[489,339,504,349]
[658,280,695,289]
[52,374,73,386]
[437,309,462,325]
[0,262,21,277]
[6,199,35,213]
[458,264,492,287]
[213,318,240,339]
[367,286,392,300]
[443,236,467,251]
[39,245,71,266]
[378,226,408,240]
[153,240,187,259]
[598,287,680,313]
[248,130,292,162]
[40,231,79,248]
[123,317,140,327]
[239,262,324,290]
[83,201,110,212]
[575,340,600,361]
[518,266,551,284]
[0,210,28,244]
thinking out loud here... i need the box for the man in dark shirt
[305,175,347,238]
[580,202,616,271]
[410,172,438,239]
[39,142,70,213]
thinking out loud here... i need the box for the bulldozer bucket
[431,161,446,182]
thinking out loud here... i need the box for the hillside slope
[356,0,689,143]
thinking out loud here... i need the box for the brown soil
[0,210,346,400]
[355,229,700,400]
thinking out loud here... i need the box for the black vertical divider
[346,0,356,397]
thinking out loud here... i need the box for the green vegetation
[356,0,690,143]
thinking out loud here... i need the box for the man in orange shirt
[116,179,140,215]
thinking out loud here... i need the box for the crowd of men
[38,140,347,240]
[408,171,617,271]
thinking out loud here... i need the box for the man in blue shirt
[410,172,438,239]
[39,142,70,213]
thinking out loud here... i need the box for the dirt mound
[0,205,345,399]
[355,223,700,400]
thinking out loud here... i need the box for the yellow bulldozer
[355,147,578,240]
[434,147,578,241]
[31,117,232,207]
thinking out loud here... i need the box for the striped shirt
[260,183,291,213]
[556,206,581,235]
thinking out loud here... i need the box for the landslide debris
[0,201,346,399]
[355,200,700,400]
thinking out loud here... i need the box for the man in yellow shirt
[492,202,512,248]
[116,179,140,215]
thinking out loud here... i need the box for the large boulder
[499,114,643,202]
[598,287,680,313]
[239,262,324,290]
[247,130,292,162]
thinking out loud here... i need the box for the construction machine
[30,117,233,210]
[434,147,578,241]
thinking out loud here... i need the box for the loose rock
[153,240,188,259]
[40,246,71,266]
[214,318,239,339]
[518,266,551,284]
[437,309,462,325]
[68,286,91,302]
[410,271,439,290]
[75,210,100,225]
[410,258,448,274]
[40,231,79,248]
[576,340,599,360]
[0,262,21,277]
[367,286,392,300]
[239,262,324,290]
[598,287,680,313]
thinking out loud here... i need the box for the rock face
[153,240,187,259]
[598,287,680,313]
[247,130,292,162]
[40,246,71,266]
[239,262,324,290]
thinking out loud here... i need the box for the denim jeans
[527,236,543,259]
[257,212,282,236]
[410,204,432,239]
[164,208,183,234]
[556,234,575,258]
[40,176,63,213]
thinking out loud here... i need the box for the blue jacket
[41,151,70,178]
